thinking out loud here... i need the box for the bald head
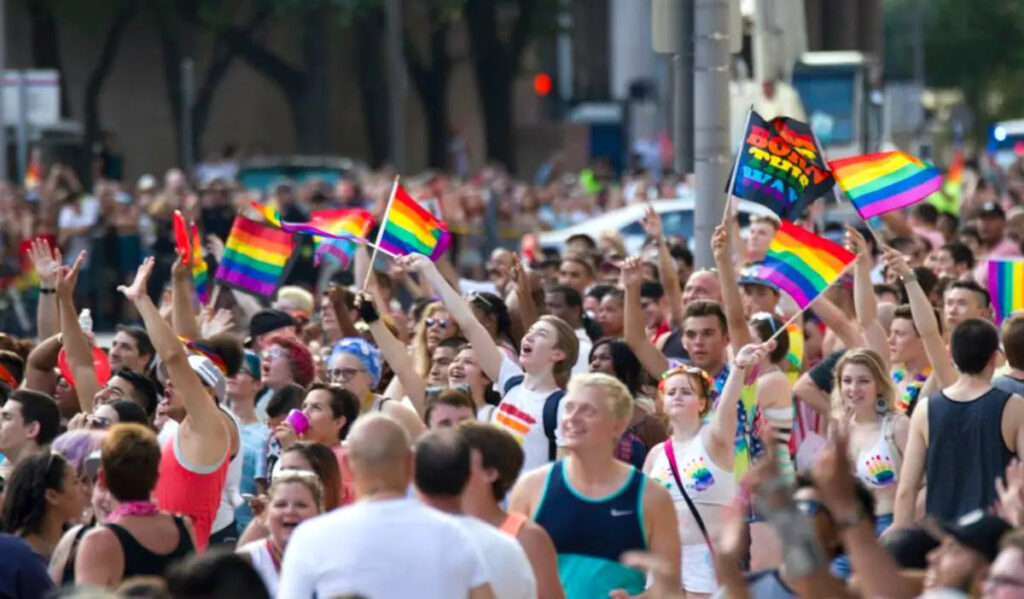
[489,249,514,270]
[346,415,411,484]
[682,270,722,305]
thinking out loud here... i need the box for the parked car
[537,197,776,255]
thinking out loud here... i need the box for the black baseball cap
[978,202,1005,219]
[939,510,1012,562]
[248,309,295,342]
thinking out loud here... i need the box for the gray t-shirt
[713,571,796,599]
[993,375,1024,398]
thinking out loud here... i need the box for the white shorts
[681,543,719,593]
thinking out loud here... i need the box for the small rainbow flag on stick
[250,202,375,268]
[754,220,856,309]
[989,258,1024,324]
[215,216,295,298]
[378,183,451,260]
[829,151,942,219]
[190,224,209,304]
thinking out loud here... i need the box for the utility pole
[693,0,730,269]
[385,0,406,172]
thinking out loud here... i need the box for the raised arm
[621,257,670,377]
[360,292,427,416]
[171,250,203,340]
[810,294,865,351]
[27,239,61,341]
[709,345,763,460]
[119,258,227,464]
[329,285,362,340]
[713,223,753,351]
[643,206,684,327]
[509,256,538,334]
[55,252,100,413]
[401,253,504,381]
[24,335,62,394]
[883,249,956,387]
[847,226,888,361]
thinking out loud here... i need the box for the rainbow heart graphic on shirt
[866,454,895,486]
[684,457,715,492]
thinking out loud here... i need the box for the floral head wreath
[658,364,713,398]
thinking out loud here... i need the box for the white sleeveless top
[237,540,278,595]
[648,431,736,507]
[213,408,244,534]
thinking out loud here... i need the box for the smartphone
[286,409,309,435]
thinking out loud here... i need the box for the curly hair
[1,452,68,536]
[264,332,316,387]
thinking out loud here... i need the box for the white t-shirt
[236,540,278,596]
[456,515,537,599]
[490,357,566,474]
[572,328,593,376]
[277,497,491,599]
[57,196,99,265]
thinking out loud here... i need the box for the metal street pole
[676,0,694,175]
[180,59,194,175]
[693,0,730,269]
[385,0,406,172]
[0,0,7,183]
[16,71,26,181]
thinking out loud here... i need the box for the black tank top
[925,388,1014,521]
[659,326,690,363]
[105,515,195,579]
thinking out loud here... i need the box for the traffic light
[533,72,553,97]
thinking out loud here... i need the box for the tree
[462,0,562,171]
[883,0,1024,140]
[24,0,72,117]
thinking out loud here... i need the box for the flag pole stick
[209,285,222,308]
[765,260,856,345]
[363,176,400,290]
[722,106,753,222]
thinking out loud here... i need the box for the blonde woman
[829,348,909,577]
[410,302,461,379]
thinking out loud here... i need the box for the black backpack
[502,375,566,461]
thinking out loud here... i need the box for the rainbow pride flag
[378,184,450,260]
[754,220,856,309]
[989,258,1024,324]
[214,216,294,298]
[190,224,209,304]
[829,151,942,219]
[250,202,374,268]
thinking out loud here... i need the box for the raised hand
[397,253,433,274]
[995,459,1024,528]
[205,234,226,262]
[55,251,86,299]
[844,226,871,263]
[642,204,664,241]
[812,426,860,515]
[619,256,644,289]
[882,247,913,279]
[118,257,155,302]
[733,343,766,369]
[27,238,61,288]
[711,224,729,262]
[171,249,190,281]
[200,308,235,338]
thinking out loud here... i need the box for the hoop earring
[875,396,888,415]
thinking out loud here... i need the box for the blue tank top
[534,461,647,598]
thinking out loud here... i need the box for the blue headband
[332,337,382,388]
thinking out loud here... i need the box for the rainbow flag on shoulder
[989,258,1024,324]
[829,151,942,219]
[378,183,450,260]
[214,216,295,298]
[753,220,856,309]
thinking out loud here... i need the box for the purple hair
[51,429,106,474]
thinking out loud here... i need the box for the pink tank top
[154,431,229,551]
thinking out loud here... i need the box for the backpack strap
[502,375,525,396]
[542,389,566,461]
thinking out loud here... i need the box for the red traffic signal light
[533,73,553,97]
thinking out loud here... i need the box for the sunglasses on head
[425,317,451,329]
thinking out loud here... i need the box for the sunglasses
[425,317,451,329]
[261,347,287,360]
[750,312,779,333]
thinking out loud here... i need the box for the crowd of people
[0,151,1023,599]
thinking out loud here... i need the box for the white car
[538,197,776,255]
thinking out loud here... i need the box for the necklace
[106,500,160,522]
[266,538,284,572]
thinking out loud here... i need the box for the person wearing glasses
[644,346,758,598]
[256,333,315,421]
[410,302,461,382]
[326,337,424,441]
